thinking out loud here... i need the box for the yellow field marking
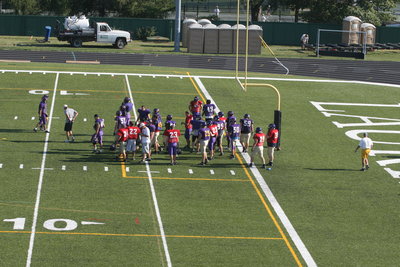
[124,175,249,182]
[236,153,303,267]
[0,202,142,216]
[0,230,282,241]
[187,72,206,103]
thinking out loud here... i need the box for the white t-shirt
[64,108,77,122]
[141,127,150,143]
[359,137,373,149]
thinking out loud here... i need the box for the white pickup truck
[57,21,131,49]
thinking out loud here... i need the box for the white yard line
[26,73,59,267]
[1,69,399,89]
[125,75,172,267]
[193,76,317,267]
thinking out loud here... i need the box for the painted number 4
[3,218,102,231]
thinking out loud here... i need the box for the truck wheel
[115,38,126,49]
[72,39,82,48]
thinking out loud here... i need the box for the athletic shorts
[119,141,127,154]
[208,137,216,151]
[191,129,199,137]
[199,139,209,153]
[141,141,150,154]
[252,146,264,157]
[167,143,178,155]
[267,142,277,148]
[126,139,137,152]
[185,128,192,140]
[230,137,239,149]
[64,121,73,131]
[361,149,371,159]
[240,133,251,144]
[39,114,47,125]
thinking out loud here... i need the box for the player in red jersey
[126,121,141,160]
[207,120,218,160]
[181,111,193,149]
[249,127,266,169]
[163,122,181,165]
[188,96,203,117]
[116,126,129,161]
[266,123,279,166]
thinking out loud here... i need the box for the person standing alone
[355,133,373,171]
[64,104,78,143]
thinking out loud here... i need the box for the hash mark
[189,169,193,174]
[230,170,235,175]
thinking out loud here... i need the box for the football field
[0,63,399,266]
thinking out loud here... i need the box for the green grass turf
[0,62,399,266]
[1,35,400,61]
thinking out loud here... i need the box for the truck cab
[96,22,131,48]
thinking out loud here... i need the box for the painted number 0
[43,219,78,231]
[3,218,78,231]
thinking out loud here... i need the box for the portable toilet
[187,23,204,53]
[198,19,212,26]
[203,24,218,54]
[248,25,263,54]
[182,19,197,48]
[218,24,233,54]
[360,23,376,45]
[342,16,362,44]
[232,24,246,54]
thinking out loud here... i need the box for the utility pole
[174,0,181,52]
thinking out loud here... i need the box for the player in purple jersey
[121,97,133,122]
[213,115,226,156]
[227,118,241,159]
[190,116,205,152]
[34,95,49,133]
[226,111,236,148]
[91,114,105,153]
[202,100,216,121]
[240,114,254,153]
[136,105,151,123]
[114,111,128,135]
[195,122,211,165]
[152,111,162,153]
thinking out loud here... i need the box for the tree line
[2,0,398,26]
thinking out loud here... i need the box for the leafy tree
[9,0,39,15]
[302,0,396,26]
[115,0,174,18]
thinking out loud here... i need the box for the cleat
[366,165,369,170]
[199,162,205,166]
[360,168,366,171]
[229,155,235,159]
[219,152,224,156]
[33,128,38,132]
[248,163,253,168]
[243,149,247,153]
[267,162,273,166]
[45,130,50,133]
[64,140,70,143]
[266,167,272,171]
[262,164,266,169]
[146,158,152,161]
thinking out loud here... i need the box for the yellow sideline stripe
[124,175,249,182]
[0,230,282,240]
[187,72,206,103]
[236,154,303,267]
